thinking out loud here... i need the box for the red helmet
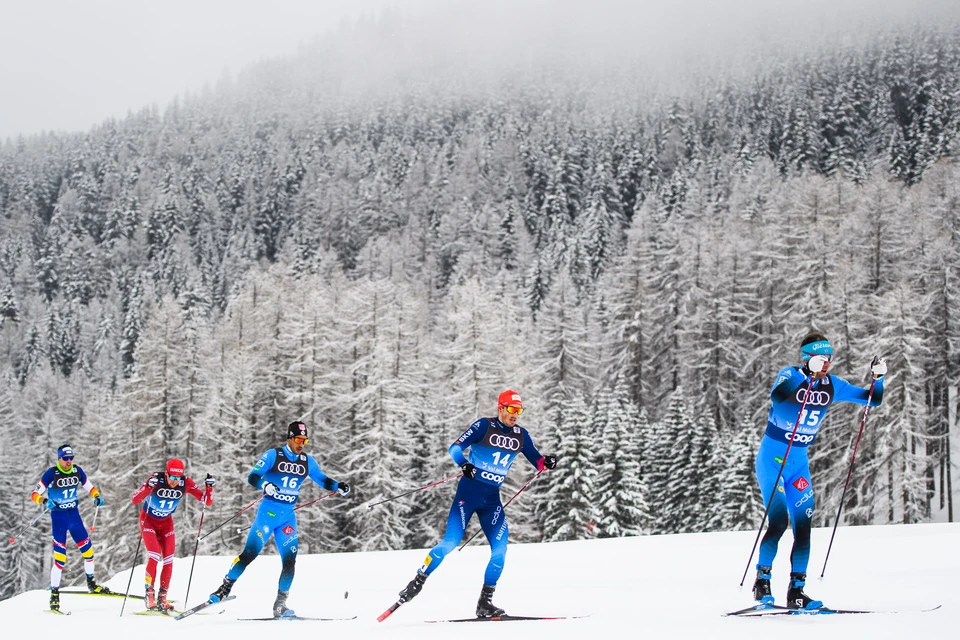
[166,459,185,476]
[497,389,522,409]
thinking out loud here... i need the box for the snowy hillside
[1,523,955,639]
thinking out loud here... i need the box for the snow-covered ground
[2,522,955,639]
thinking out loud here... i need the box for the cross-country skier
[752,333,887,610]
[30,444,109,612]
[391,389,558,618]
[131,459,215,611]
[206,421,351,618]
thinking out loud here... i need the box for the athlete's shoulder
[40,467,56,483]
[74,465,88,481]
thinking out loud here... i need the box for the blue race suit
[419,417,546,586]
[224,445,342,591]
[32,464,101,587]
[756,365,883,574]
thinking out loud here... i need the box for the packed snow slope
[2,522,955,639]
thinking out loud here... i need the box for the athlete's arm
[448,419,487,466]
[248,449,277,490]
[520,429,544,468]
[771,367,805,405]
[30,468,55,504]
[832,375,884,407]
[307,456,336,491]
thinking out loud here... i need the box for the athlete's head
[497,389,523,426]
[287,421,308,454]
[166,458,184,485]
[801,332,833,377]
[57,444,75,471]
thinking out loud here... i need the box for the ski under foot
[57,589,160,600]
[427,614,591,622]
[47,609,71,616]
[174,594,236,620]
[239,615,358,621]
[134,608,181,617]
[377,600,404,622]
[725,603,942,617]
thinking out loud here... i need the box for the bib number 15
[799,409,822,427]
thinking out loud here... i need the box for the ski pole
[200,496,263,541]
[120,533,143,617]
[365,473,463,510]
[459,469,545,551]
[89,505,99,532]
[739,379,818,588]
[236,491,338,534]
[8,507,49,544]
[819,364,880,579]
[184,482,213,607]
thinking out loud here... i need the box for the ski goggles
[292,436,309,445]
[59,455,74,462]
[167,474,182,482]
[503,405,523,415]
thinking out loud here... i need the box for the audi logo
[155,488,183,499]
[55,477,80,488]
[795,390,830,406]
[277,462,306,475]
[489,434,520,451]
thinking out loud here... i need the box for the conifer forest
[1,5,959,601]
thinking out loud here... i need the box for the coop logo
[272,493,297,503]
[489,434,520,451]
[795,489,815,508]
[792,477,810,491]
[277,462,306,475]
[58,501,77,510]
[795,389,830,406]
[785,432,816,445]
[54,476,80,488]
[155,488,183,499]
[480,471,505,483]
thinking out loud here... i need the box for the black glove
[337,482,351,496]
[461,463,477,479]
[541,455,558,470]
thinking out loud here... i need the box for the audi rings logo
[155,488,183,499]
[489,434,520,451]
[795,389,830,406]
[277,462,306,475]
[480,470,505,483]
[55,476,80,488]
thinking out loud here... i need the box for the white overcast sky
[0,0,399,140]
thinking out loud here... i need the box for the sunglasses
[292,436,308,445]
[60,456,74,462]
[167,474,182,482]
[503,405,523,415]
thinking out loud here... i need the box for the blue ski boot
[752,565,774,604]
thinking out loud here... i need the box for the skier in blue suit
[391,389,558,618]
[752,333,887,610]
[207,421,350,618]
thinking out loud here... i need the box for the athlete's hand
[205,473,216,488]
[807,355,829,373]
[871,356,887,378]
[539,455,558,470]
[263,482,279,497]
[337,482,351,496]
[93,495,105,507]
[461,463,477,479]
[45,498,56,510]
[147,474,159,488]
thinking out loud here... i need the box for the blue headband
[57,446,74,459]
[801,340,833,359]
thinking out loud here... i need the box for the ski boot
[208,576,235,603]
[272,589,295,618]
[86,574,112,594]
[50,587,60,612]
[752,565,774,604]
[157,587,174,612]
[786,572,823,610]
[145,586,157,610]
[476,584,505,618]
[398,571,427,604]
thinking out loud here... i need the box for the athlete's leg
[225,517,269,581]
[49,511,69,589]
[158,517,176,590]
[755,440,790,567]
[273,518,299,592]
[139,513,162,589]
[419,482,477,577]
[66,510,95,578]
[477,499,509,586]
[783,466,816,574]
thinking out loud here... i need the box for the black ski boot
[752,565,774,604]
[786,572,823,610]
[208,577,235,603]
[50,587,60,611]
[273,589,295,618]
[398,571,427,604]
[476,584,505,618]
[86,574,112,594]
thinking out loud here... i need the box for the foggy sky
[1,0,957,141]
